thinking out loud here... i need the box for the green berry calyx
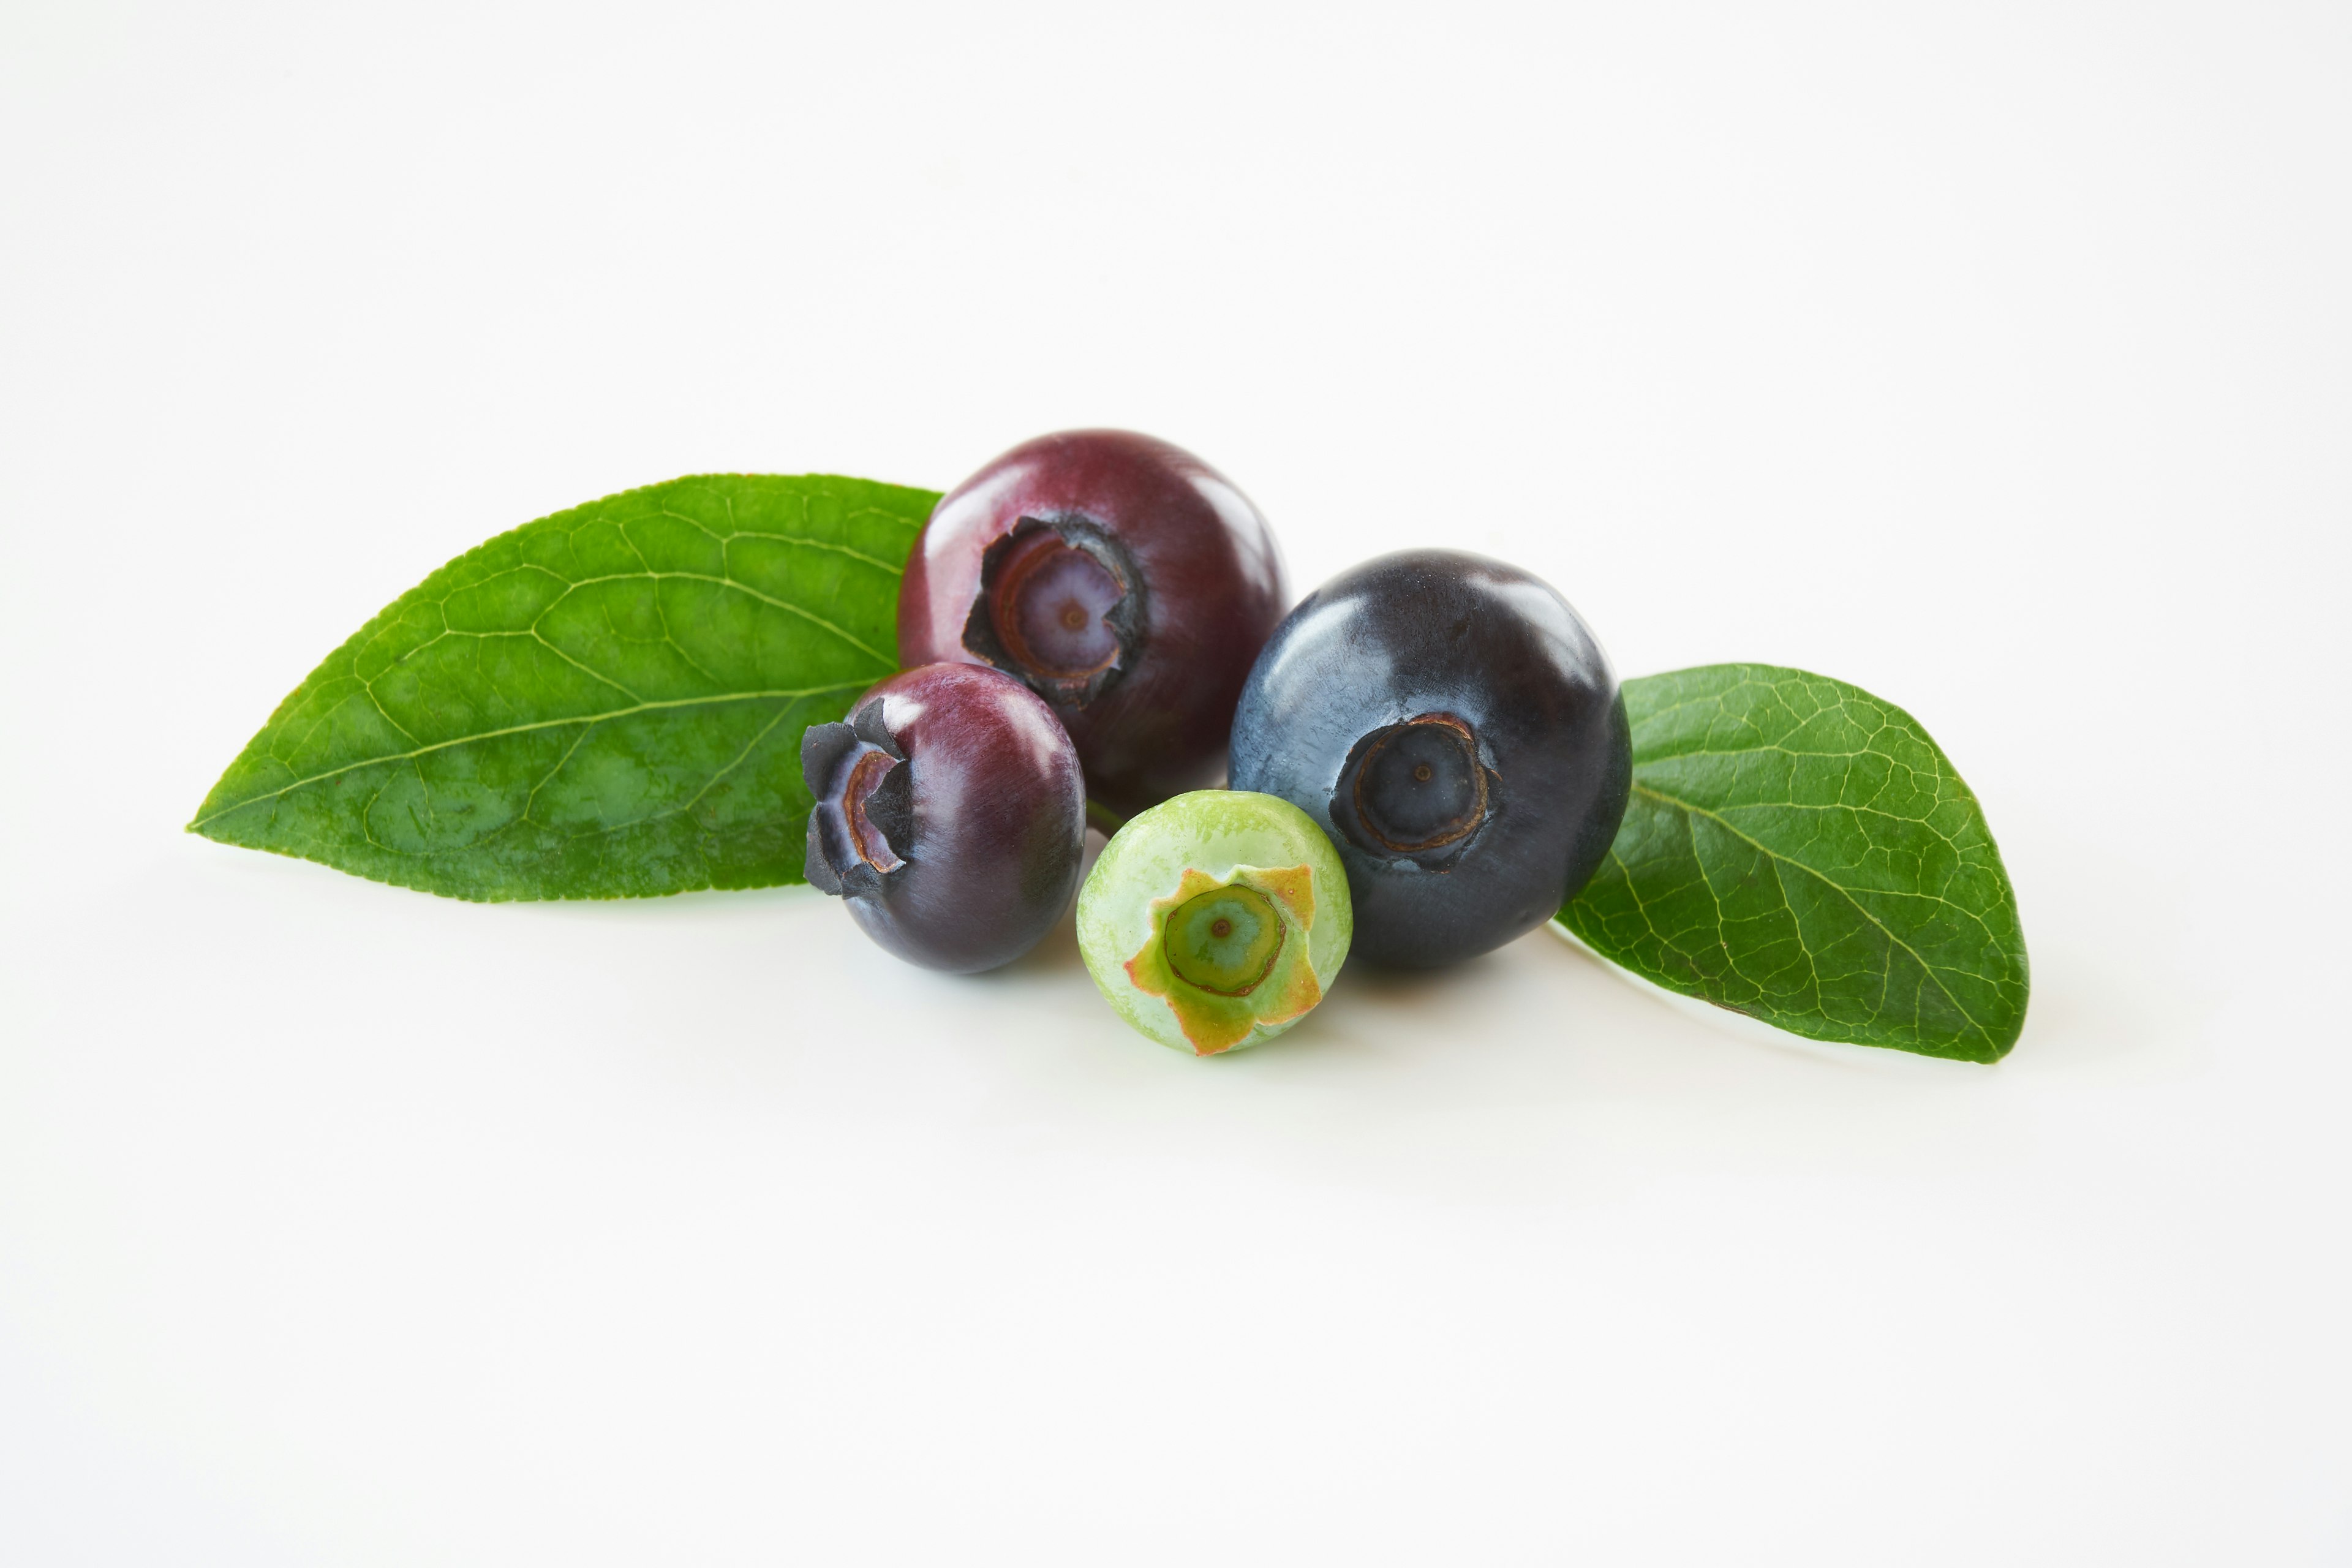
[1125,864,1322,1052]
[1163,883,1286,995]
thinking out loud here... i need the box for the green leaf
[189,473,935,900]
[1558,665,2029,1061]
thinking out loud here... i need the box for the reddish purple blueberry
[898,430,1287,819]
[801,663,1086,973]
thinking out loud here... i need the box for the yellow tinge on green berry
[1078,791,1351,1055]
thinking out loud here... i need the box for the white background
[4,3,2348,1562]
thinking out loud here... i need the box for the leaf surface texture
[1559,665,2029,1061]
[190,474,933,899]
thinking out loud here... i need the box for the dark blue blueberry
[1228,550,1630,968]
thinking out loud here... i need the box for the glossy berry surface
[899,430,1287,818]
[1077,791,1351,1056]
[1229,549,1631,970]
[802,662,1085,973]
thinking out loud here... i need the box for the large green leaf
[189,474,934,900]
[1558,665,2028,1061]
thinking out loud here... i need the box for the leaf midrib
[189,684,872,830]
[1628,780,2001,1052]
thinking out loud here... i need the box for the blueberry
[1077,791,1352,1055]
[899,430,1288,819]
[1228,549,1630,969]
[801,662,1086,972]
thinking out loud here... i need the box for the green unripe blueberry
[1077,790,1352,1055]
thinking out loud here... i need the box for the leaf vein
[190,685,872,828]
[1629,782,1999,1050]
